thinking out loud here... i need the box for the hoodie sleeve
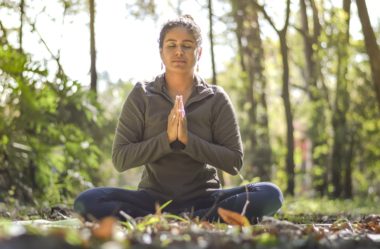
[183,87,243,175]
[112,83,172,172]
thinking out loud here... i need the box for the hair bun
[181,14,194,21]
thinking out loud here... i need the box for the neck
[164,71,194,94]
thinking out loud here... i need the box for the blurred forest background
[0,0,379,209]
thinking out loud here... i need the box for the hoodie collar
[150,73,215,106]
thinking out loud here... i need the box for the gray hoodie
[112,74,243,203]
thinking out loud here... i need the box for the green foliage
[281,196,379,215]
[0,43,108,205]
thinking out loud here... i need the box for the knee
[265,182,284,211]
[73,189,97,216]
[248,182,284,215]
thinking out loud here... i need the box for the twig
[119,210,137,227]
[24,11,66,78]
[201,192,222,221]
[233,167,250,216]
[0,20,9,45]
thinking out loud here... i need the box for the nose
[175,47,184,56]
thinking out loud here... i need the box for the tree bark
[19,0,25,53]
[299,0,329,196]
[356,0,380,112]
[208,0,217,85]
[344,127,354,198]
[331,0,351,198]
[254,0,294,193]
[232,0,272,181]
[249,2,272,181]
[89,0,97,95]
[279,32,295,195]
[207,0,224,185]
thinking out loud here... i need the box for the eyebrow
[165,39,194,43]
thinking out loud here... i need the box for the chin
[167,68,194,74]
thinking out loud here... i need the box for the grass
[276,196,379,224]
[281,196,379,215]
[0,197,379,249]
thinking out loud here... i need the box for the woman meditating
[74,15,283,223]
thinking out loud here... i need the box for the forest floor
[0,197,379,249]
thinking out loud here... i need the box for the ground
[0,198,379,249]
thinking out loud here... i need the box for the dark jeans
[74,182,283,223]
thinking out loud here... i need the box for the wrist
[179,135,188,145]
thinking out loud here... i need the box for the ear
[159,48,163,60]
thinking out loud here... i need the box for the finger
[174,95,180,108]
[177,97,184,118]
[179,96,186,118]
[176,95,183,116]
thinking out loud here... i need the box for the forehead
[164,27,196,42]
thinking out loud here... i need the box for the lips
[172,60,186,63]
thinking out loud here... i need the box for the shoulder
[133,74,164,94]
[129,75,162,97]
[196,75,229,98]
[208,84,231,103]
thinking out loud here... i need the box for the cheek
[161,52,170,63]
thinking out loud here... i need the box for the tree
[18,0,25,52]
[297,0,330,196]
[230,0,272,181]
[208,0,217,85]
[254,0,295,194]
[330,0,351,198]
[89,0,97,95]
[356,0,380,112]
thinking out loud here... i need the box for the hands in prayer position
[167,95,188,145]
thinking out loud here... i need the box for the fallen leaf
[303,224,325,240]
[217,207,250,227]
[363,215,380,234]
[200,221,214,230]
[92,216,117,240]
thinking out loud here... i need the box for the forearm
[183,132,243,175]
[112,131,172,172]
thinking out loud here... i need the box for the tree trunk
[208,0,224,185]
[279,33,295,195]
[249,2,272,181]
[356,0,380,112]
[299,0,329,196]
[232,0,272,181]
[344,127,354,198]
[254,0,293,192]
[331,0,351,198]
[89,0,97,95]
[19,0,25,53]
[208,0,217,85]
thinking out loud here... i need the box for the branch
[309,0,321,39]
[283,0,291,32]
[0,20,9,45]
[252,0,279,34]
[25,15,66,77]
[290,83,308,92]
[292,24,308,38]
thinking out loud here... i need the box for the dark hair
[158,15,202,49]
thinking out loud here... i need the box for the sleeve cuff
[183,131,196,155]
[158,131,173,154]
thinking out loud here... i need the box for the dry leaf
[363,215,380,234]
[92,216,117,240]
[200,221,214,230]
[217,207,250,227]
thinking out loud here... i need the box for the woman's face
[160,27,202,74]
